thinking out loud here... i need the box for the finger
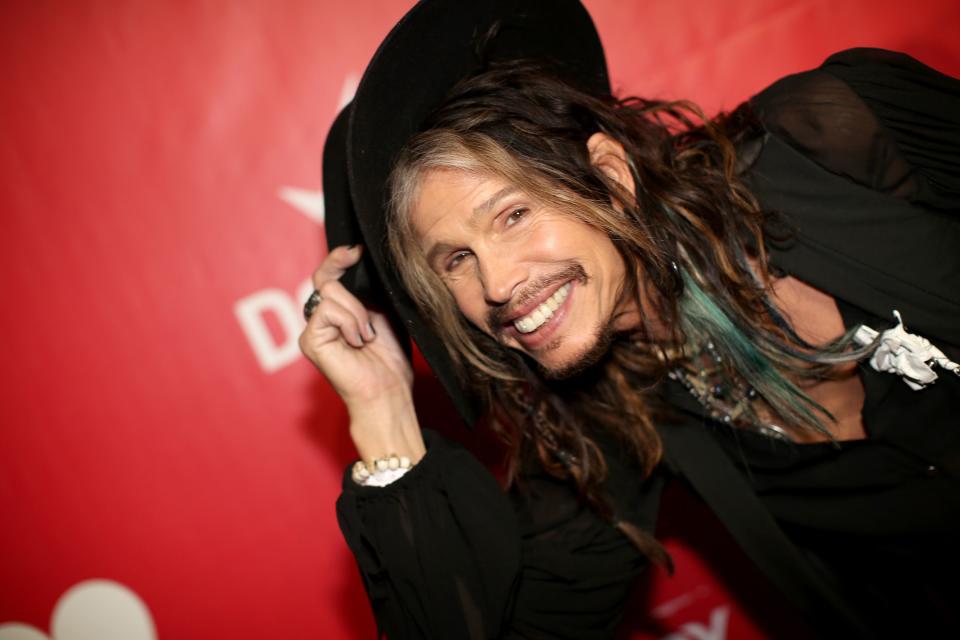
[306,297,366,348]
[318,279,376,342]
[312,245,363,289]
[367,311,408,358]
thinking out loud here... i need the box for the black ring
[303,290,322,321]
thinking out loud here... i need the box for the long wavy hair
[386,64,867,561]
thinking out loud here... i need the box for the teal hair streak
[676,268,831,435]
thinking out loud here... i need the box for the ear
[586,132,636,203]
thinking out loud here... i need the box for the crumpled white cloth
[362,466,411,487]
[853,310,960,390]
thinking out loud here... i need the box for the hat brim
[324,0,609,426]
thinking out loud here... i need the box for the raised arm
[299,244,426,466]
[300,245,651,638]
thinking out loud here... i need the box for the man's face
[410,168,634,377]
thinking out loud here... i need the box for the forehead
[410,169,517,243]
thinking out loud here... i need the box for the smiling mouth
[513,282,572,334]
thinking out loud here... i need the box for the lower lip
[509,282,575,350]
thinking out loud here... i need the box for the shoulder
[752,47,948,113]
[748,50,892,187]
[818,47,954,81]
[752,47,955,131]
[749,48,960,201]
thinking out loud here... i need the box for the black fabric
[726,48,960,635]
[755,48,960,211]
[336,49,960,638]
[338,431,660,639]
[748,50,960,348]
[338,431,521,639]
[655,410,875,637]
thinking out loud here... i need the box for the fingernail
[367,322,376,338]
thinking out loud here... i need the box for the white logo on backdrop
[0,579,156,640]
[661,605,730,640]
[650,585,710,618]
[337,73,359,110]
[278,186,325,224]
[235,74,358,374]
[235,278,315,373]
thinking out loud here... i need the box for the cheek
[449,283,488,330]
[525,217,569,255]
[602,245,626,281]
[529,216,605,259]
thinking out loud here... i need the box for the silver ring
[303,290,322,321]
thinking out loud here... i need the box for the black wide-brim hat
[323,0,610,425]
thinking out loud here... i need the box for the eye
[445,250,472,272]
[504,207,529,227]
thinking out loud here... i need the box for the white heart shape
[0,624,49,640]
[0,580,156,640]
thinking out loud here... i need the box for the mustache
[487,263,588,332]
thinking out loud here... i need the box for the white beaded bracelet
[351,454,414,487]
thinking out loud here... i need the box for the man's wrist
[347,392,426,464]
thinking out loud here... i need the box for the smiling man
[299,1,960,638]
[411,165,631,378]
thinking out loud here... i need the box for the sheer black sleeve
[751,47,960,211]
[337,431,521,639]
[746,47,960,346]
[336,430,655,639]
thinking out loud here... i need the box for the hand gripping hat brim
[323,0,610,426]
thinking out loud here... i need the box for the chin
[535,324,615,380]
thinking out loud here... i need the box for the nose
[477,249,526,306]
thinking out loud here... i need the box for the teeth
[513,283,571,334]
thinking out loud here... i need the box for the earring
[670,260,684,295]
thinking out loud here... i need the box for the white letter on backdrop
[678,605,730,640]
[234,281,312,373]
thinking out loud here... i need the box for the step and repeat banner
[2,1,957,638]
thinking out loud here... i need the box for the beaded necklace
[667,340,793,442]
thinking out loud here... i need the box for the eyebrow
[423,185,521,269]
[424,241,456,270]
[473,185,520,218]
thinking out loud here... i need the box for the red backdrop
[1,1,957,638]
